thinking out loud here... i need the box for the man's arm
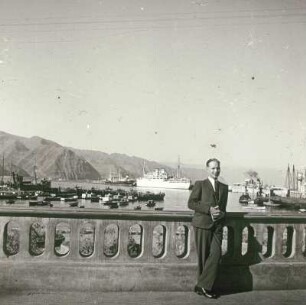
[188,181,210,214]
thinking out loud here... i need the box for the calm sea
[0,181,299,215]
[44,181,298,215]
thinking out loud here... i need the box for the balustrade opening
[55,222,70,256]
[152,225,166,258]
[3,221,20,256]
[29,222,45,256]
[79,223,95,257]
[104,224,119,257]
[262,226,274,258]
[128,224,143,258]
[282,226,295,258]
[175,225,188,258]
[242,227,249,255]
[222,226,228,256]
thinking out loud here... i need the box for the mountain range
[0,131,285,185]
[0,131,206,182]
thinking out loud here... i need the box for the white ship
[136,168,191,190]
[230,178,269,195]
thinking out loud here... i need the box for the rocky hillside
[0,131,100,180]
[0,131,197,181]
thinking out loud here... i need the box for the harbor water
[49,181,302,215]
[0,180,301,215]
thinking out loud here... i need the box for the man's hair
[206,158,220,167]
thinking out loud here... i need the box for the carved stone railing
[0,207,306,292]
[220,213,306,291]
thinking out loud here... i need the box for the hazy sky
[1,0,306,170]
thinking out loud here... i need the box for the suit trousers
[194,224,223,290]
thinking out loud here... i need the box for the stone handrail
[0,207,306,291]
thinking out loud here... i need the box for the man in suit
[188,158,228,298]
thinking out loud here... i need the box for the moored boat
[62,196,78,202]
[155,207,163,211]
[109,202,119,209]
[263,201,281,207]
[6,199,15,204]
[0,190,17,200]
[254,197,268,206]
[29,200,49,207]
[146,200,156,207]
[119,199,129,206]
[68,201,78,207]
[270,195,306,209]
[239,193,251,205]
[44,196,61,202]
[137,191,165,201]
[90,196,100,202]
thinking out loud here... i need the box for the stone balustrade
[0,207,306,292]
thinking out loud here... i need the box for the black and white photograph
[0,0,306,304]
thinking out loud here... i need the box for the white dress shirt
[208,176,217,191]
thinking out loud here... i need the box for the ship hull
[270,195,306,209]
[136,179,190,190]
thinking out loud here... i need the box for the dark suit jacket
[188,179,228,229]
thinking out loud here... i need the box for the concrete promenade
[1,290,306,305]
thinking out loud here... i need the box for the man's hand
[210,206,224,221]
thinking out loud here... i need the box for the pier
[0,207,306,302]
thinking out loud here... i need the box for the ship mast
[33,157,37,185]
[9,160,13,185]
[109,167,112,182]
[284,164,291,190]
[177,156,181,179]
[1,154,4,185]
[292,165,296,191]
[142,160,146,176]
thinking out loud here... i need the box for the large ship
[230,178,262,194]
[136,168,191,190]
[104,169,136,186]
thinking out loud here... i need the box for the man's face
[207,161,221,179]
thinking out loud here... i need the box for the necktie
[214,179,219,202]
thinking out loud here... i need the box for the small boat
[239,193,251,204]
[137,191,165,202]
[29,196,38,200]
[29,200,49,207]
[44,197,61,202]
[6,199,15,204]
[109,202,119,209]
[254,196,269,206]
[68,201,78,207]
[64,197,78,202]
[90,197,100,202]
[146,200,156,207]
[155,207,163,211]
[119,199,129,206]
